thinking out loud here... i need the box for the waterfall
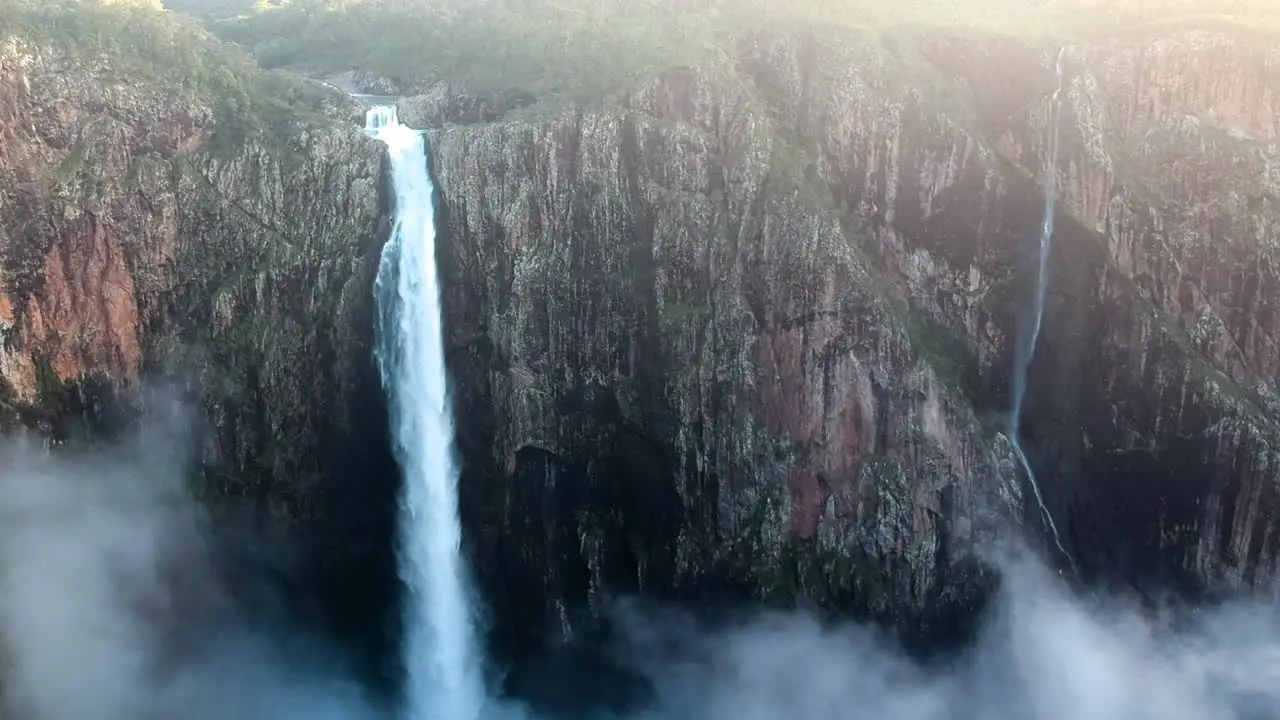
[366,105,487,720]
[1009,48,1073,567]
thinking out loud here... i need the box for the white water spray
[1009,49,1073,568]
[366,105,487,720]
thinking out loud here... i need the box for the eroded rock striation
[410,24,1280,647]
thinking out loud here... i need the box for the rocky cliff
[959,27,1280,592]
[0,5,399,668]
[5,0,1280,679]
[386,20,1280,651]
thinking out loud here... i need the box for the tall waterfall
[366,105,487,720]
[1009,49,1073,567]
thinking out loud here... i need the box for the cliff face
[0,30,400,659]
[942,28,1280,591]
[5,1,1279,673]
[412,24,1280,646]
[423,61,1018,648]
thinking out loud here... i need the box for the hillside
[207,0,1280,101]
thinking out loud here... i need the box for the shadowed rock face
[427,64,1018,655]
[937,28,1280,593]
[0,36,401,679]
[419,24,1280,655]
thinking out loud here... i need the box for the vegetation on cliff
[0,0,357,399]
[205,0,1279,102]
[0,0,341,138]
[2,0,403,679]
[218,0,706,102]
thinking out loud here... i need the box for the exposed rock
[421,24,1280,650]
[428,36,1025,646]
[6,0,1280,675]
[397,85,537,128]
[0,28,400,665]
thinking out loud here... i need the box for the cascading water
[366,105,487,720]
[1009,48,1074,568]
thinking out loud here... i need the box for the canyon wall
[4,1,1280,671]
[410,24,1280,649]
[0,27,399,665]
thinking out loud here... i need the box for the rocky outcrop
[0,28,399,665]
[415,23,1280,651]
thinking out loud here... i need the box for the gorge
[3,0,1280,717]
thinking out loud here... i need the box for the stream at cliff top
[367,104,488,720]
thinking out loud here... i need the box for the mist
[2,403,1279,720]
[0,398,387,720]
[605,558,1280,720]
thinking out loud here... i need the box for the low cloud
[1,399,1278,720]
[0,397,385,720]
[605,555,1280,720]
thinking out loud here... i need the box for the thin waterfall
[1009,48,1073,567]
[366,104,487,720]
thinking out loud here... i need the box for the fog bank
[1,405,1278,720]
[0,401,386,720]
[603,556,1280,720]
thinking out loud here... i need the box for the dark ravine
[3,0,1280,685]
